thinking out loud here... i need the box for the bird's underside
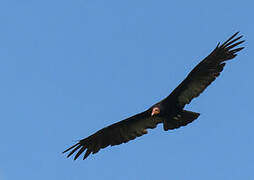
[63,32,244,160]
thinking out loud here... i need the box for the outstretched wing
[63,111,162,160]
[164,32,244,107]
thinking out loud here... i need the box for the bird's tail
[163,110,200,131]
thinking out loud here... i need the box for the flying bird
[63,32,244,160]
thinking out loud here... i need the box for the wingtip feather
[74,146,86,160]
[83,149,92,160]
[221,32,241,48]
[66,144,82,158]
[62,143,79,154]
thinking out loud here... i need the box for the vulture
[63,32,244,160]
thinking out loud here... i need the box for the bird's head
[151,106,161,116]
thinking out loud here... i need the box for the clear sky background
[0,0,253,180]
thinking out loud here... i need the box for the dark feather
[63,111,163,160]
[83,149,92,160]
[67,144,81,158]
[63,32,244,160]
[163,32,244,107]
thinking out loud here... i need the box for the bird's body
[63,32,244,160]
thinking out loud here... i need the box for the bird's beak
[151,107,160,116]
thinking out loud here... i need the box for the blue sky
[0,0,253,179]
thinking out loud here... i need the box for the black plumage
[63,32,244,160]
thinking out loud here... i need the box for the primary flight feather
[63,32,244,160]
